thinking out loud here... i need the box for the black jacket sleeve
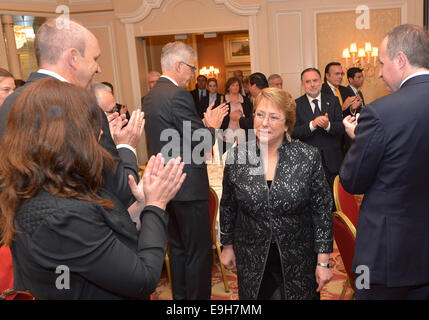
[99,111,138,207]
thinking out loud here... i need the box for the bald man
[0,18,141,207]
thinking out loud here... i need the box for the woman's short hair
[253,87,296,135]
[0,79,114,246]
[225,77,242,94]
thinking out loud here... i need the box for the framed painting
[224,34,250,65]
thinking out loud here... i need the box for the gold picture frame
[225,66,252,80]
[223,34,250,65]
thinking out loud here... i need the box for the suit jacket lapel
[321,94,331,115]
[301,96,315,120]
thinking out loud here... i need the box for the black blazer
[190,88,208,118]
[198,93,224,118]
[340,74,429,287]
[11,189,168,299]
[321,82,354,106]
[0,72,138,207]
[292,93,345,175]
[142,77,215,201]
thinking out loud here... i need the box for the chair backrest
[333,175,359,227]
[333,210,356,282]
[0,246,13,295]
[208,186,219,245]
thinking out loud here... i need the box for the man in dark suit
[292,67,345,192]
[142,41,228,300]
[346,67,365,110]
[340,24,429,299]
[321,62,357,112]
[190,75,208,117]
[0,18,140,207]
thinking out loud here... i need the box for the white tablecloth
[207,163,224,244]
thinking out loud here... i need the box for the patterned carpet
[151,241,353,300]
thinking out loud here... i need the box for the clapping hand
[110,110,145,148]
[142,153,187,210]
[343,115,357,139]
[204,102,229,129]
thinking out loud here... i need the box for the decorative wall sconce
[342,42,379,78]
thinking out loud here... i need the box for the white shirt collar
[306,93,321,111]
[349,85,358,95]
[326,81,337,94]
[37,69,69,82]
[160,75,178,87]
[400,70,429,88]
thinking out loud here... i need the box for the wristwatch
[317,262,331,269]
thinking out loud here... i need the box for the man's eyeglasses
[181,61,197,73]
[254,111,285,123]
[105,105,118,114]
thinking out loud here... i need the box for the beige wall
[0,0,425,164]
[317,8,402,103]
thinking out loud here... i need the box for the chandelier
[199,66,220,78]
[342,42,379,78]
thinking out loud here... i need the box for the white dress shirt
[306,93,331,132]
[37,69,136,155]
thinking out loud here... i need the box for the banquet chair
[209,186,230,293]
[162,187,230,295]
[333,210,356,300]
[333,175,359,227]
[0,246,34,300]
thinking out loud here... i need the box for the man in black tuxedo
[292,68,345,192]
[190,75,208,118]
[0,18,140,207]
[321,62,358,112]
[142,41,228,300]
[340,24,429,300]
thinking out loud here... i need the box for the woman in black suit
[0,79,186,300]
[220,88,333,300]
[218,77,253,154]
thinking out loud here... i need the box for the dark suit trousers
[355,283,429,300]
[167,200,212,300]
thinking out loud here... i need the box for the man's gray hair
[386,24,429,69]
[91,82,112,96]
[161,41,196,72]
[35,18,89,66]
[268,74,281,86]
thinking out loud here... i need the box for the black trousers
[166,200,212,300]
[355,283,429,300]
[257,243,285,300]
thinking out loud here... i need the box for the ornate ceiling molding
[116,0,163,24]
[116,0,261,24]
[214,0,260,16]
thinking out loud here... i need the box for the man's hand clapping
[108,110,145,148]
[203,102,229,129]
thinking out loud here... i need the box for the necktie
[334,87,343,105]
[199,90,203,101]
[358,90,365,106]
[313,99,321,116]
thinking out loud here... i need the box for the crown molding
[116,0,260,24]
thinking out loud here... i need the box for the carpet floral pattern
[151,241,353,300]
